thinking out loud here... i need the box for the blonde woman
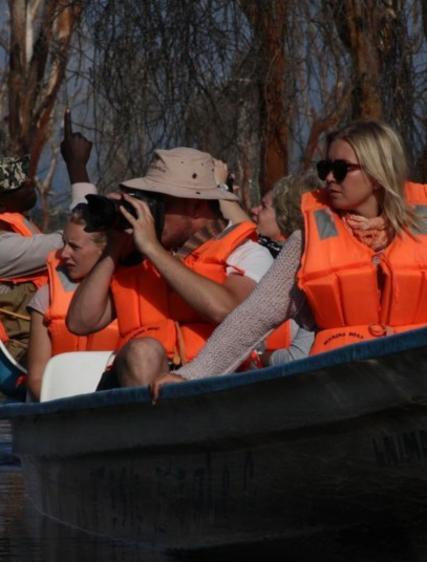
[152,120,427,398]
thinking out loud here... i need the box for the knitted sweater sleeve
[176,230,313,380]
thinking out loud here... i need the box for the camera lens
[84,194,139,231]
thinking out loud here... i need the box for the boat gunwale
[1,326,427,420]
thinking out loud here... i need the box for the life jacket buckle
[368,323,387,337]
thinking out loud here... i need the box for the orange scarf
[342,213,393,252]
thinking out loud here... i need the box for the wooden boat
[1,327,427,552]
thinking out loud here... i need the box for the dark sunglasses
[316,159,362,183]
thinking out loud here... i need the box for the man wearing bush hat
[67,146,273,388]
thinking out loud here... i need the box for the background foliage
[0,0,426,227]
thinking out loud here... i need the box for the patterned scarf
[258,235,284,259]
[342,213,393,252]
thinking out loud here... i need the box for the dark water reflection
[2,417,427,561]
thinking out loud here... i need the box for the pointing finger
[64,108,73,138]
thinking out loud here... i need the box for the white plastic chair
[40,351,114,402]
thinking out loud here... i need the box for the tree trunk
[327,0,407,120]
[241,0,289,192]
[8,0,83,176]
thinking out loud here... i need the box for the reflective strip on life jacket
[313,208,338,239]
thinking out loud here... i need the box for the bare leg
[114,337,170,387]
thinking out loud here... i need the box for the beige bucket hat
[121,147,238,201]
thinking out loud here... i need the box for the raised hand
[60,109,92,183]
[213,159,228,185]
[118,194,162,257]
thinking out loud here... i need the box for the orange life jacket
[45,252,119,355]
[111,221,257,364]
[264,321,291,350]
[0,213,48,342]
[298,182,427,355]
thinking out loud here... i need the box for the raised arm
[219,199,250,224]
[213,159,250,224]
[66,249,116,335]
[61,109,92,184]
[0,111,96,280]
[0,231,63,277]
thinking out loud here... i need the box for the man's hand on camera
[119,194,162,257]
[60,109,92,183]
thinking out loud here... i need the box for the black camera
[84,190,164,238]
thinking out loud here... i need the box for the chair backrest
[40,351,113,402]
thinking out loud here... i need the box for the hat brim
[120,177,238,201]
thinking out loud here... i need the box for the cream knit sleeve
[177,230,313,380]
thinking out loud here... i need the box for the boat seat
[40,351,114,402]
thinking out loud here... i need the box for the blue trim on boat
[1,326,427,419]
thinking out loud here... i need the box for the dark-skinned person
[65,147,274,389]
[151,120,427,400]
[0,110,95,380]
[26,204,119,401]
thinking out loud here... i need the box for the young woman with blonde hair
[27,205,119,400]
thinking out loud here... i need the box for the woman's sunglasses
[317,159,362,183]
